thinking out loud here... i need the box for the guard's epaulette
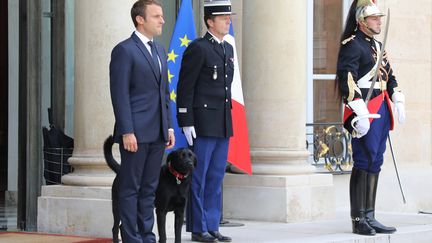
[341,35,355,45]
[207,36,216,44]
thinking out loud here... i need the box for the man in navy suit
[109,1,175,242]
[177,0,233,242]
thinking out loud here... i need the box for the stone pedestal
[223,174,334,222]
[37,0,135,237]
[37,186,112,237]
[222,0,334,222]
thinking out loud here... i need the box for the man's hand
[394,102,406,124]
[122,133,138,152]
[392,92,406,124]
[354,118,370,138]
[348,99,373,138]
[182,126,196,146]
[166,129,175,149]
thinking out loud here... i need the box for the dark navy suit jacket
[110,32,172,144]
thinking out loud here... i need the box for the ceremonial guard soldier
[336,0,406,236]
[176,0,234,242]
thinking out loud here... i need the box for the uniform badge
[213,65,218,80]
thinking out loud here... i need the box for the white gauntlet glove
[349,99,380,138]
[392,92,406,124]
[182,126,196,146]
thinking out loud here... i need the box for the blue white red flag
[225,24,252,175]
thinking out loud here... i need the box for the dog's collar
[168,162,189,185]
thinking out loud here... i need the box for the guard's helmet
[356,0,385,23]
[204,0,232,16]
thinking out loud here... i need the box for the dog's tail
[103,135,120,174]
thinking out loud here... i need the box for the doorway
[0,0,9,197]
[0,0,10,231]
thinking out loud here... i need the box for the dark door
[0,0,9,197]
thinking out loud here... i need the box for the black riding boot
[365,172,397,233]
[350,167,376,235]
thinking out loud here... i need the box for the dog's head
[166,148,197,178]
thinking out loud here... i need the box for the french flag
[225,24,252,175]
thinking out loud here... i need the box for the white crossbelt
[357,40,385,89]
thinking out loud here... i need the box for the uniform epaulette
[341,35,355,45]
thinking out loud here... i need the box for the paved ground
[175,211,432,243]
[1,211,432,242]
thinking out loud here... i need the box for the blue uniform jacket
[337,30,399,104]
[177,32,234,138]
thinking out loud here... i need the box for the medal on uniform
[213,65,217,80]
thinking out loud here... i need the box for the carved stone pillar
[223,0,334,222]
[38,0,135,237]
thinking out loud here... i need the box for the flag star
[167,50,178,63]
[168,69,174,83]
[179,34,192,47]
[170,90,177,102]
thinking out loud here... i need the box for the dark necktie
[220,42,226,55]
[148,41,160,76]
[219,42,226,61]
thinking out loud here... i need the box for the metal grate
[43,147,73,185]
[306,122,352,173]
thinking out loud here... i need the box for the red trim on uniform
[343,91,394,130]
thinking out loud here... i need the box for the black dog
[103,135,197,243]
[103,135,121,243]
[155,147,197,243]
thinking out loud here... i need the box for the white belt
[357,80,387,90]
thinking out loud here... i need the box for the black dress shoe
[209,231,232,242]
[191,232,217,242]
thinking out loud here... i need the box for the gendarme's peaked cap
[204,0,232,16]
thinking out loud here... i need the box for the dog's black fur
[155,146,197,243]
[103,135,121,243]
[103,135,197,243]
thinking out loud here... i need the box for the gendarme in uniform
[176,14,234,138]
[176,0,234,242]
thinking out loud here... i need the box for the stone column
[223,0,334,222]
[243,0,314,175]
[38,0,135,237]
[61,0,135,186]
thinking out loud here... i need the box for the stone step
[160,211,432,243]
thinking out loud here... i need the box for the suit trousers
[118,139,165,243]
[352,102,391,173]
[186,136,229,233]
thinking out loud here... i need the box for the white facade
[3,0,431,237]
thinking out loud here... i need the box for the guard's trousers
[352,102,391,173]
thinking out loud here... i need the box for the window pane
[313,79,342,123]
[313,0,343,74]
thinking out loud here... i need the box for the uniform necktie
[148,41,160,76]
[220,42,226,55]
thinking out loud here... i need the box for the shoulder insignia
[341,35,355,45]
[347,72,362,102]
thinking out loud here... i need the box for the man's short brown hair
[131,0,162,27]
[204,14,216,29]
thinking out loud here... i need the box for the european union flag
[167,0,197,150]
